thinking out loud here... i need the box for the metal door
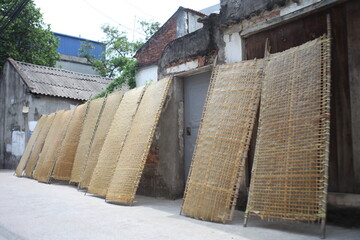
[183,71,211,181]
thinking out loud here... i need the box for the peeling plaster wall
[220,0,287,27]
[159,14,224,77]
[165,60,199,75]
[160,28,211,72]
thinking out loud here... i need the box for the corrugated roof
[8,58,111,101]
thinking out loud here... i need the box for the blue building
[54,32,105,75]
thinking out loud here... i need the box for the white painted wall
[135,65,158,87]
[224,32,243,63]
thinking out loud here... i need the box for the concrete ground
[0,170,359,240]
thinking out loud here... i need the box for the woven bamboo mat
[24,113,56,178]
[33,110,65,181]
[33,109,74,183]
[70,97,106,183]
[51,103,89,181]
[245,36,331,222]
[181,60,263,223]
[106,77,171,205]
[15,115,47,177]
[88,86,145,196]
[79,91,123,189]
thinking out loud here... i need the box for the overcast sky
[33,0,220,42]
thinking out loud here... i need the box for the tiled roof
[8,58,111,101]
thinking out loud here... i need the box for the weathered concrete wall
[0,61,28,169]
[160,28,210,70]
[137,77,184,199]
[219,0,287,27]
[0,62,82,169]
[135,64,158,87]
[159,14,224,77]
[28,95,80,122]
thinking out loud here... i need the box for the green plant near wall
[91,59,137,99]
[80,20,160,99]
[80,25,141,98]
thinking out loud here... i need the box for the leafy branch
[80,20,160,99]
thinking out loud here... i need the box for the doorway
[183,71,211,181]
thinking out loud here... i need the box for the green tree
[0,0,59,71]
[80,25,141,95]
[81,20,160,98]
[139,20,161,40]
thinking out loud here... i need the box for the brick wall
[135,16,177,67]
[137,137,170,198]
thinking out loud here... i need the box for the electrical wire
[121,0,164,22]
[0,0,21,25]
[0,0,30,35]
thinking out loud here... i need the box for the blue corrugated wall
[54,32,104,59]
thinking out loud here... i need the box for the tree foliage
[80,25,141,96]
[0,0,59,71]
[80,20,160,98]
[139,20,161,40]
